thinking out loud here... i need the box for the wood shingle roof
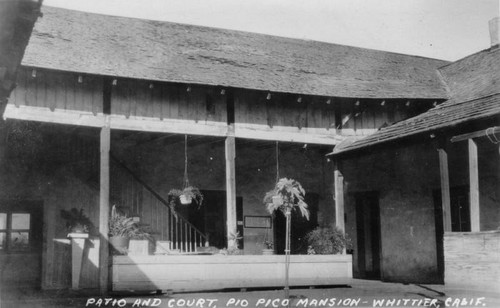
[21,6,449,100]
[331,47,500,156]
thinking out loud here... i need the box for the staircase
[64,135,209,253]
[110,156,209,253]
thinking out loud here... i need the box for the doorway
[0,200,43,288]
[274,193,319,254]
[354,191,381,280]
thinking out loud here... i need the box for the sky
[44,0,499,61]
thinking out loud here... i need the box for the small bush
[306,226,352,254]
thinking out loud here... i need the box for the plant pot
[272,195,283,206]
[179,194,192,205]
[262,249,275,255]
[70,224,88,234]
[109,236,129,255]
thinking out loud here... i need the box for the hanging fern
[263,178,309,220]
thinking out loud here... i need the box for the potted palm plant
[109,205,152,255]
[263,177,309,296]
[263,178,309,219]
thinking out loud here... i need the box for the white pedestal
[68,233,89,290]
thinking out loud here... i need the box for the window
[0,212,33,253]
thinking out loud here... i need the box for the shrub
[306,226,352,254]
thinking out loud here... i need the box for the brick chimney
[489,17,500,47]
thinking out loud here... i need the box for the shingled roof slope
[331,47,500,156]
[21,6,449,99]
[438,47,500,102]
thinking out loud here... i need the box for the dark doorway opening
[274,193,319,255]
[0,200,43,288]
[354,191,381,280]
[178,190,243,249]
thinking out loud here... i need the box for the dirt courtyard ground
[1,279,499,308]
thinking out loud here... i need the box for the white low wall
[112,254,353,292]
[444,231,500,293]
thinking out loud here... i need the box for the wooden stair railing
[110,155,209,252]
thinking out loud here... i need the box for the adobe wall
[341,139,500,284]
[342,142,442,283]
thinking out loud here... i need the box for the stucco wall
[341,139,500,284]
[342,143,441,283]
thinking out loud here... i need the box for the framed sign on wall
[244,216,272,228]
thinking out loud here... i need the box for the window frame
[0,210,36,254]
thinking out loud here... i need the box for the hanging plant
[168,186,204,208]
[263,178,309,219]
[168,135,204,208]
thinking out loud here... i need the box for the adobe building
[0,4,497,293]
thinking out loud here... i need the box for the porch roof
[21,6,449,100]
[329,47,500,156]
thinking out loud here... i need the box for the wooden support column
[437,148,452,232]
[225,124,237,247]
[98,116,110,294]
[468,139,480,232]
[334,162,345,234]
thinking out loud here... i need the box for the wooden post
[225,124,237,247]
[468,139,480,232]
[437,148,452,232]
[99,117,111,294]
[334,162,345,233]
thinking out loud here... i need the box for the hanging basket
[179,194,192,205]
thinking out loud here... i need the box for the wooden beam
[468,139,480,232]
[234,123,346,145]
[437,148,452,232]
[334,163,345,234]
[4,104,348,145]
[451,126,500,143]
[225,124,237,247]
[99,117,111,294]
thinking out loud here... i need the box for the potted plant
[263,178,309,219]
[60,208,93,290]
[262,239,274,255]
[60,208,92,234]
[263,177,309,296]
[168,135,204,208]
[109,205,153,255]
[168,186,203,207]
[306,226,352,255]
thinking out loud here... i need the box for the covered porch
[2,65,358,292]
